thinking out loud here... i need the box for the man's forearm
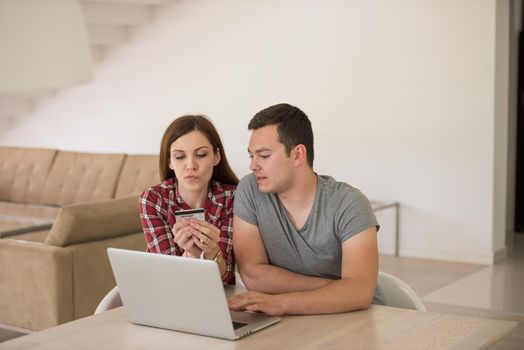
[278,277,375,314]
[240,263,332,293]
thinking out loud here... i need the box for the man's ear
[293,144,307,166]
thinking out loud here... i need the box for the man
[229,103,383,316]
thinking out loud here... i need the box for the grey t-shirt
[234,173,383,303]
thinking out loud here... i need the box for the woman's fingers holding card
[189,220,219,242]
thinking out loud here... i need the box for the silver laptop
[107,248,280,340]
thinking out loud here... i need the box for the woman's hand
[189,219,221,259]
[173,220,202,258]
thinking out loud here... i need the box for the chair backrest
[377,271,426,311]
[235,271,246,287]
[94,286,122,314]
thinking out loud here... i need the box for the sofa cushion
[0,201,60,220]
[0,219,31,233]
[5,229,50,243]
[115,154,159,198]
[0,146,57,203]
[0,219,52,239]
[40,151,126,206]
[45,195,142,247]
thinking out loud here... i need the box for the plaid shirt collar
[173,179,222,209]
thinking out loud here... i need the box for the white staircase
[0,0,174,124]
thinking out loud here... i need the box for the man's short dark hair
[248,103,314,167]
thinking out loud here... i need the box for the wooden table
[1,304,516,349]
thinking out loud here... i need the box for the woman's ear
[214,148,221,166]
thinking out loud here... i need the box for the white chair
[94,286,122,314]
[235,271,246,287]
[377,271,426,311]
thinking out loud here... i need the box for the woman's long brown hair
[159,115,239,185]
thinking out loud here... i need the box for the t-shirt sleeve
[233,175,259,226]
[336,189,379,242]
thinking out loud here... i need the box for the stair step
[0,97,34,118]
[90,45,105,63]
[0,1,175,117]
[82,0,173,4]
[87,24,128,46]
[82,2,153,26]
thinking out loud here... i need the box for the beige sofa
[0,146,159,330]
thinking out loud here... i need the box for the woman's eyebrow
[194,146,210,151]
[171,146,210,153]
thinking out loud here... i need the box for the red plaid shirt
[139,178,236,284]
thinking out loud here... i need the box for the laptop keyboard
[232,321,248,330]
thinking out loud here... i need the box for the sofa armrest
[0,240,73,330]
[68,232,146,319]
[45,195,141,247]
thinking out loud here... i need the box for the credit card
[174,208,205,221]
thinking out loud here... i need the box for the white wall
[0,0,507,264]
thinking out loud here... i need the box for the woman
[139,115,238,284]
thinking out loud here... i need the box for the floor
[380,233,524,349]
[1,235,523,348]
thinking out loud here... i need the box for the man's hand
[228,291,287,316]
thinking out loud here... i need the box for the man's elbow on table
[339,277,376,312]
[353,294,374,311]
